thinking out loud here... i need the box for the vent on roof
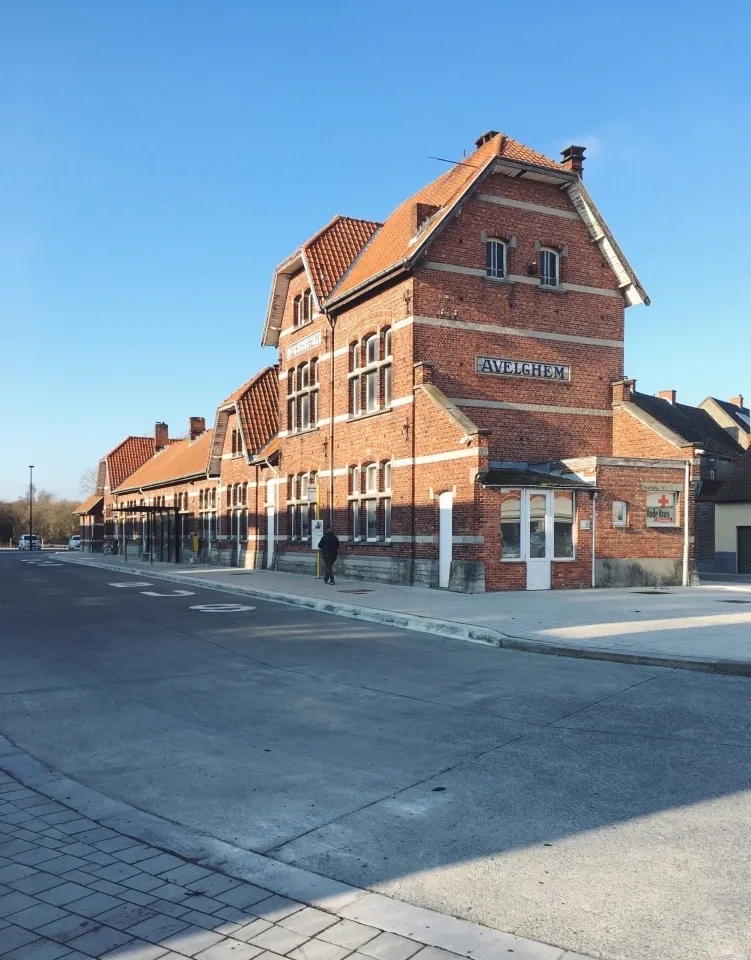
[474,130,499,149]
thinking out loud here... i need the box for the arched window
[486,238,507,279]
[293,295,302,327]
[381,328,392,409]
[364,336,378,413]
[540,247,559,288]
[287,360,318,433]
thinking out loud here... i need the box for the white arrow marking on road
[109,582,154,588]
[189,603,255,613]
[140,589,196,597]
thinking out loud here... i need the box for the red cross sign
[657,495,671,508]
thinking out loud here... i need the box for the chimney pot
[561,144,586,178]
[154,422,169,452]
[189,416,206,441]
[730,394,744,408]
[658,389,677,405]
[474,130,500,149]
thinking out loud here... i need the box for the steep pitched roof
[114,430,213,492]
[630,392,745,460]
[106,437,155,489]
[711,397,750,435]
[716,448,751,502]
[209,366,279,474]
[304,216,381,301]
[261,217,380,347]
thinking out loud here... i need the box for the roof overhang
[73,495,104,515]
[478,469,597,490]
[114,471,207,495]
[261,250,306,348]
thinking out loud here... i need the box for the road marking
[140,589,196,597]
[109,582,154,588]
[35,563,64,567]
[189,603,255,613]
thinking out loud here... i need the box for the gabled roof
[208,366,279,474]
[261,217,380,347]
[716,448,751,503]
[105,437,156,489]
[114,430,213,493]
[73,494,103,515]
[629,392,745,460]
[327,131,649,308]
[704,397,750,435]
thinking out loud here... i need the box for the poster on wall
[646,492,678,527]
[311,519,324,550]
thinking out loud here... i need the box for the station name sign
[476,355,570,381]
[286,330,322,361]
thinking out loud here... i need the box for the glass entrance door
[526,491,552,590]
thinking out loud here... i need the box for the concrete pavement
[2,552,751,960]
[59,552,751,672]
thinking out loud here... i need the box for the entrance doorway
[266,507,275,569]
[438,491,453,589]
[525,490,552,590]
[738,527,751,574]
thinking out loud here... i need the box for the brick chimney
[411,202,440,236]
[154,422,169,452]
[189,416,206,440]
[730,394,744,408]
[475,130,499,149]
[612,378,636,404]
[561,145,586,178]
[658,389,677,405]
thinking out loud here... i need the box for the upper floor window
[382,329,393,409]
[293,294,302,327]
[540,248,559,288]
[349,329,394,417]
[231,428,242,456]
[294,289,313,327]
[486,239,507,280]
[287,359,319,433]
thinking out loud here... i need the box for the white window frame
[540,247,559,288]
[612,500,628,527]
[486,238,507,280]
[287,360,318,433]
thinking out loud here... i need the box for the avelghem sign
[286,330,322,361]
[476,356,570,381]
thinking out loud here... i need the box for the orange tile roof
[330,132,563,301]
[236,366,279,456]
[106,436,156,489]
[73,494,103,515]
[304,216,381,301]
[114,429,213,492]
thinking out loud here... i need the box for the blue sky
[1,0,748,499]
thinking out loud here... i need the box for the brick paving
[0,772,469,960]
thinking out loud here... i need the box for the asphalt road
[1,552,750,960]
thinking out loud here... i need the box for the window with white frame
[288,472,315,540]
[383,461,392,541]
[500,490,522,560]
[364,335,378,413]
[553,492,575,559]
[540,248,559,287]
[287,359,319,433]
[365,463,378,541]
[612,500,628,527]
[382,328,392,409]
[486,238,507,279]
[350,466,361,540]
[349,330,393,418]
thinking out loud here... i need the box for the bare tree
[79,466,98,497]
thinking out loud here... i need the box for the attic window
[486,239,507,280]
[540,248,559,288]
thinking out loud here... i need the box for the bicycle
[102,538,119,556]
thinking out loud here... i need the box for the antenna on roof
[428,156,479,168]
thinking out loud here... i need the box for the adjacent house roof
[208,366,279,474]
[105,437,156,489]
[705,397,750,436]
[716,448,751,503]
[73,494,103,515]
[629,392,745,460]
[114,430,213,493]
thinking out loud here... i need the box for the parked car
[18,534,41,550]
[68,535,81,550]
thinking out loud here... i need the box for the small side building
[714,448,751,574]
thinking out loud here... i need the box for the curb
[57,554,751,676]
[0,732,583,960]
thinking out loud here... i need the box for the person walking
[318,526,340,585]
[191,531,200,564]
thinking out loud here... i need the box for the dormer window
[293,289,314,327]
[486,239,507,280]
[540,248,559,288]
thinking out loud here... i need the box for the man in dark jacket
[318,527,340,585]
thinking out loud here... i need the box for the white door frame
[266,507,275,569]
[438,491,453,589]
[525,490,552,591]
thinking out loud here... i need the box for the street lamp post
[29,465,34,550]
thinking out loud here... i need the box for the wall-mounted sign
[311,519,324,551]
[646,491,678,527]
[476,356,570,381]
[286,330,322,361]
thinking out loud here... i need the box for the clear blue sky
[1,1,748,499]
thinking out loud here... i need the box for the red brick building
[79,127,742,591]
[260,129,720,590]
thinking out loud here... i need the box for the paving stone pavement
[2,770,591,960]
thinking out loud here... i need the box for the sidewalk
[0,736,587,960]
[58,553,751,673]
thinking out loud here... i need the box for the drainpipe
[682,456,691,587]
[591,491,598,588]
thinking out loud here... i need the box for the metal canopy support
[112,505,181,565]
